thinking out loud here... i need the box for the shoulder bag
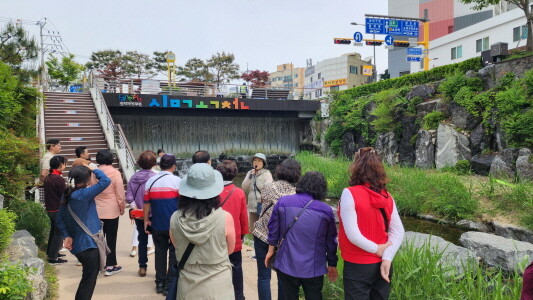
[267,199,314,269]
[68,205,111,272]
[165,242,195,300]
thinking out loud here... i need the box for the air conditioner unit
[490,42,508,57]
[481,50,492,66]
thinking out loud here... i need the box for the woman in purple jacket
[125,150,158,277]
[265,171,338,300]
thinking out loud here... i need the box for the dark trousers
[343,261,393,300]
[101,217,119,267]
[134,219,149,268]
[230,251,245,300]
[152,230,176,285]
[74,248,100,300]
[277,271,324,300]
[254,236,285,300]
[46,211,63,260]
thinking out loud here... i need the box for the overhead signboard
[406,56,422,62]
[407,48,423,56]
[323,78,347,87]
[365,18,419,37]
[362,65,373,76]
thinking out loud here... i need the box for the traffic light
[365,41,383,46]
[334,39,352,45]
[394,41,410,47]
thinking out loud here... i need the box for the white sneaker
[147,248,155,255]
[129,250,137,257]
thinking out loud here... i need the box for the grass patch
[38,250,58,300]
[323,241,524,299]
[295,152,350,199]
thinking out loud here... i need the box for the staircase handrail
[89,72,137,182]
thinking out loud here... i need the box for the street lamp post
[351,22,376,82]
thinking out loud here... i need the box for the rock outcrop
[415,130,436,168]
[436,124,471,169]
[516,148,533,181]
[460,231,533,272]
[375,132,398,165]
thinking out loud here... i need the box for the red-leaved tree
[241,70,270,87]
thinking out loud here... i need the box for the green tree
[459,0,532,51]
[46,54,85,91]
[85,50,125,79]
[148,50,173,77]
[123,51,155,78]
[177,58,212,81]
[0,22,39,81]
[207,52,240,86]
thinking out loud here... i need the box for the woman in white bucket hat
[169,163,236,300]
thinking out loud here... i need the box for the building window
[513,25,528,42]
[451,45,463,60]
[318,73,321,79]
[294,83,298,87]
[424,9,428,20]
[399,71,410,76]
[310,76,313,83]
[294,74,298,78]
[315,89,322,98]
[330,86,340,92]
[350,65,358,74]
[476,37,489,53]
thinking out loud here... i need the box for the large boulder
[471,154,496,176]
[460,231,533,272]
[416,98,448,120]
[516,148,533,181]
[406,84,436,100]
[470,123,492,156]
[375,132,398,165]
[398,116,417,166]
[404,232,477,275]
[435,124,471,169]
[341,132,366,159]
[456,219,490,232]
[489,155,515,179]
[478,64,496,90]
[449,101,481,131]
[415,130,436,169]
[6,230,47,300]
[492,221,533,244]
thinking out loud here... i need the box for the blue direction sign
[365,18,420,37]
[407,48,423,56]
[384,35,394,46]
[353,31,363,43]
[407,56,422,62]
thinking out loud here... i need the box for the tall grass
[323,241,524,300]
[295,152,477,221]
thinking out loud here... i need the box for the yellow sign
[363,65,373,76]
[323,78,347,87]
[165,52,176,63]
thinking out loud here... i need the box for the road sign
[409,38,418,47]
[365,18,419,37]
[406,56,422,62]
[353,42,364,47]
[407,48,423,56]
[384,35,394,46]
[353,32,363,43]
[385,45,395,50]
[363,65,373,76]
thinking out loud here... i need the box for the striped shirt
[144,171,181,230]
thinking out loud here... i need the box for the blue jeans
[254,236,285,300]
[134,219,148,268]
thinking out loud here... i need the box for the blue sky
[1,0,389,75]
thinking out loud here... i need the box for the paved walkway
[56,214,276,299]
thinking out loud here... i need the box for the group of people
[41,139,408,300]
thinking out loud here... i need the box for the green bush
[0,260,33,299]
[0,210,16,256]
[7,200,50,249]
[422,111,446,130]
[455,160,472,175]
[439,71,484,101]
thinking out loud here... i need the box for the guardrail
[89,72,137,182]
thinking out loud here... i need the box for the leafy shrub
[496,72,516,90]
[7,200,50,249]
[370,88,411,134]
[0,260,33,299]
[422,111,446,130]
[0,131,39,203]
[0,210,16,255]
[439,71,484,101]
[455,160,472,175]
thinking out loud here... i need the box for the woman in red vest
[338,147,405,300]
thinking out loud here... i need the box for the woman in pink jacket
[95,150,125,276]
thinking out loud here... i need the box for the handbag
[165,242,195,300]
[267,199,314,269]
[68,205,111,272]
